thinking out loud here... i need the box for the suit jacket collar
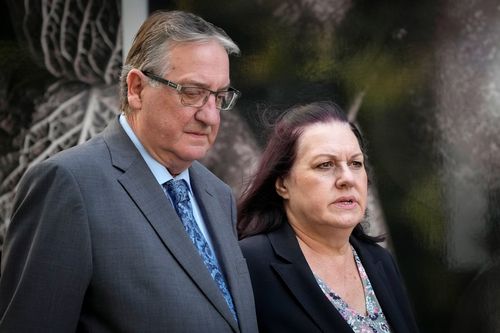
[101,118,239,331]
[267,222,410,332]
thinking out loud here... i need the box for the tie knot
[164,179,190,204]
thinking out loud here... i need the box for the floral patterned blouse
[315,246,392,333]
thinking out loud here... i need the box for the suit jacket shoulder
[1,117,257,333]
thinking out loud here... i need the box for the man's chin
[181,147,211,162]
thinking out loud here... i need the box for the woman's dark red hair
[237,101,382,243]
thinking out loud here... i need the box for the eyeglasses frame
[142,70,241,111]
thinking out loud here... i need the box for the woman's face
[276,121,368,236]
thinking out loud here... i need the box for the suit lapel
[102,119,238,331]
[189,164,241,330]
[268,224,353,333]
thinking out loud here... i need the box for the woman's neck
[290,222,352,259]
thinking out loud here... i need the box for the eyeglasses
[142,70,241,111]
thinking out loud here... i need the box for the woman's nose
[335,165,355,188]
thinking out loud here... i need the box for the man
[0,10,258,332]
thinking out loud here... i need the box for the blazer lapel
[268,224,353,333]
[350,238,410,332]
[189,163,241,331]
[103,119,238,331]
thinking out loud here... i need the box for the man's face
[128,40,230,175]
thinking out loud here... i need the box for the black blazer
[239,223,419,333]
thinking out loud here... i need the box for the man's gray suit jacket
[0,118,258,333]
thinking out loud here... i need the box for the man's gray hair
[120,10,240,114]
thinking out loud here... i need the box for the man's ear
[275,177,290,199]
[127,69,145,110]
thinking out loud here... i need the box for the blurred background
[1,0,499,331]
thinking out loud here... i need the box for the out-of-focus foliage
[0,0,123,227]
[8,0,122,84]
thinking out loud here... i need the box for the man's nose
[195,94,220,125]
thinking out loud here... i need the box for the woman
[238,101,419,332]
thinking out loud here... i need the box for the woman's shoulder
[239,222,294,253]
[239,233,271,253]
[240,232,283,265]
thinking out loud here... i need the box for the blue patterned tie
[163,179,237,322]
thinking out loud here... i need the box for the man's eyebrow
[179,80,231,90]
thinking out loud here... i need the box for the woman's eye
[350,160,364,169]
[317,161,334,169]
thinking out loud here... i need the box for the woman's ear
[275,177,289,199]
[127,69,145,111]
